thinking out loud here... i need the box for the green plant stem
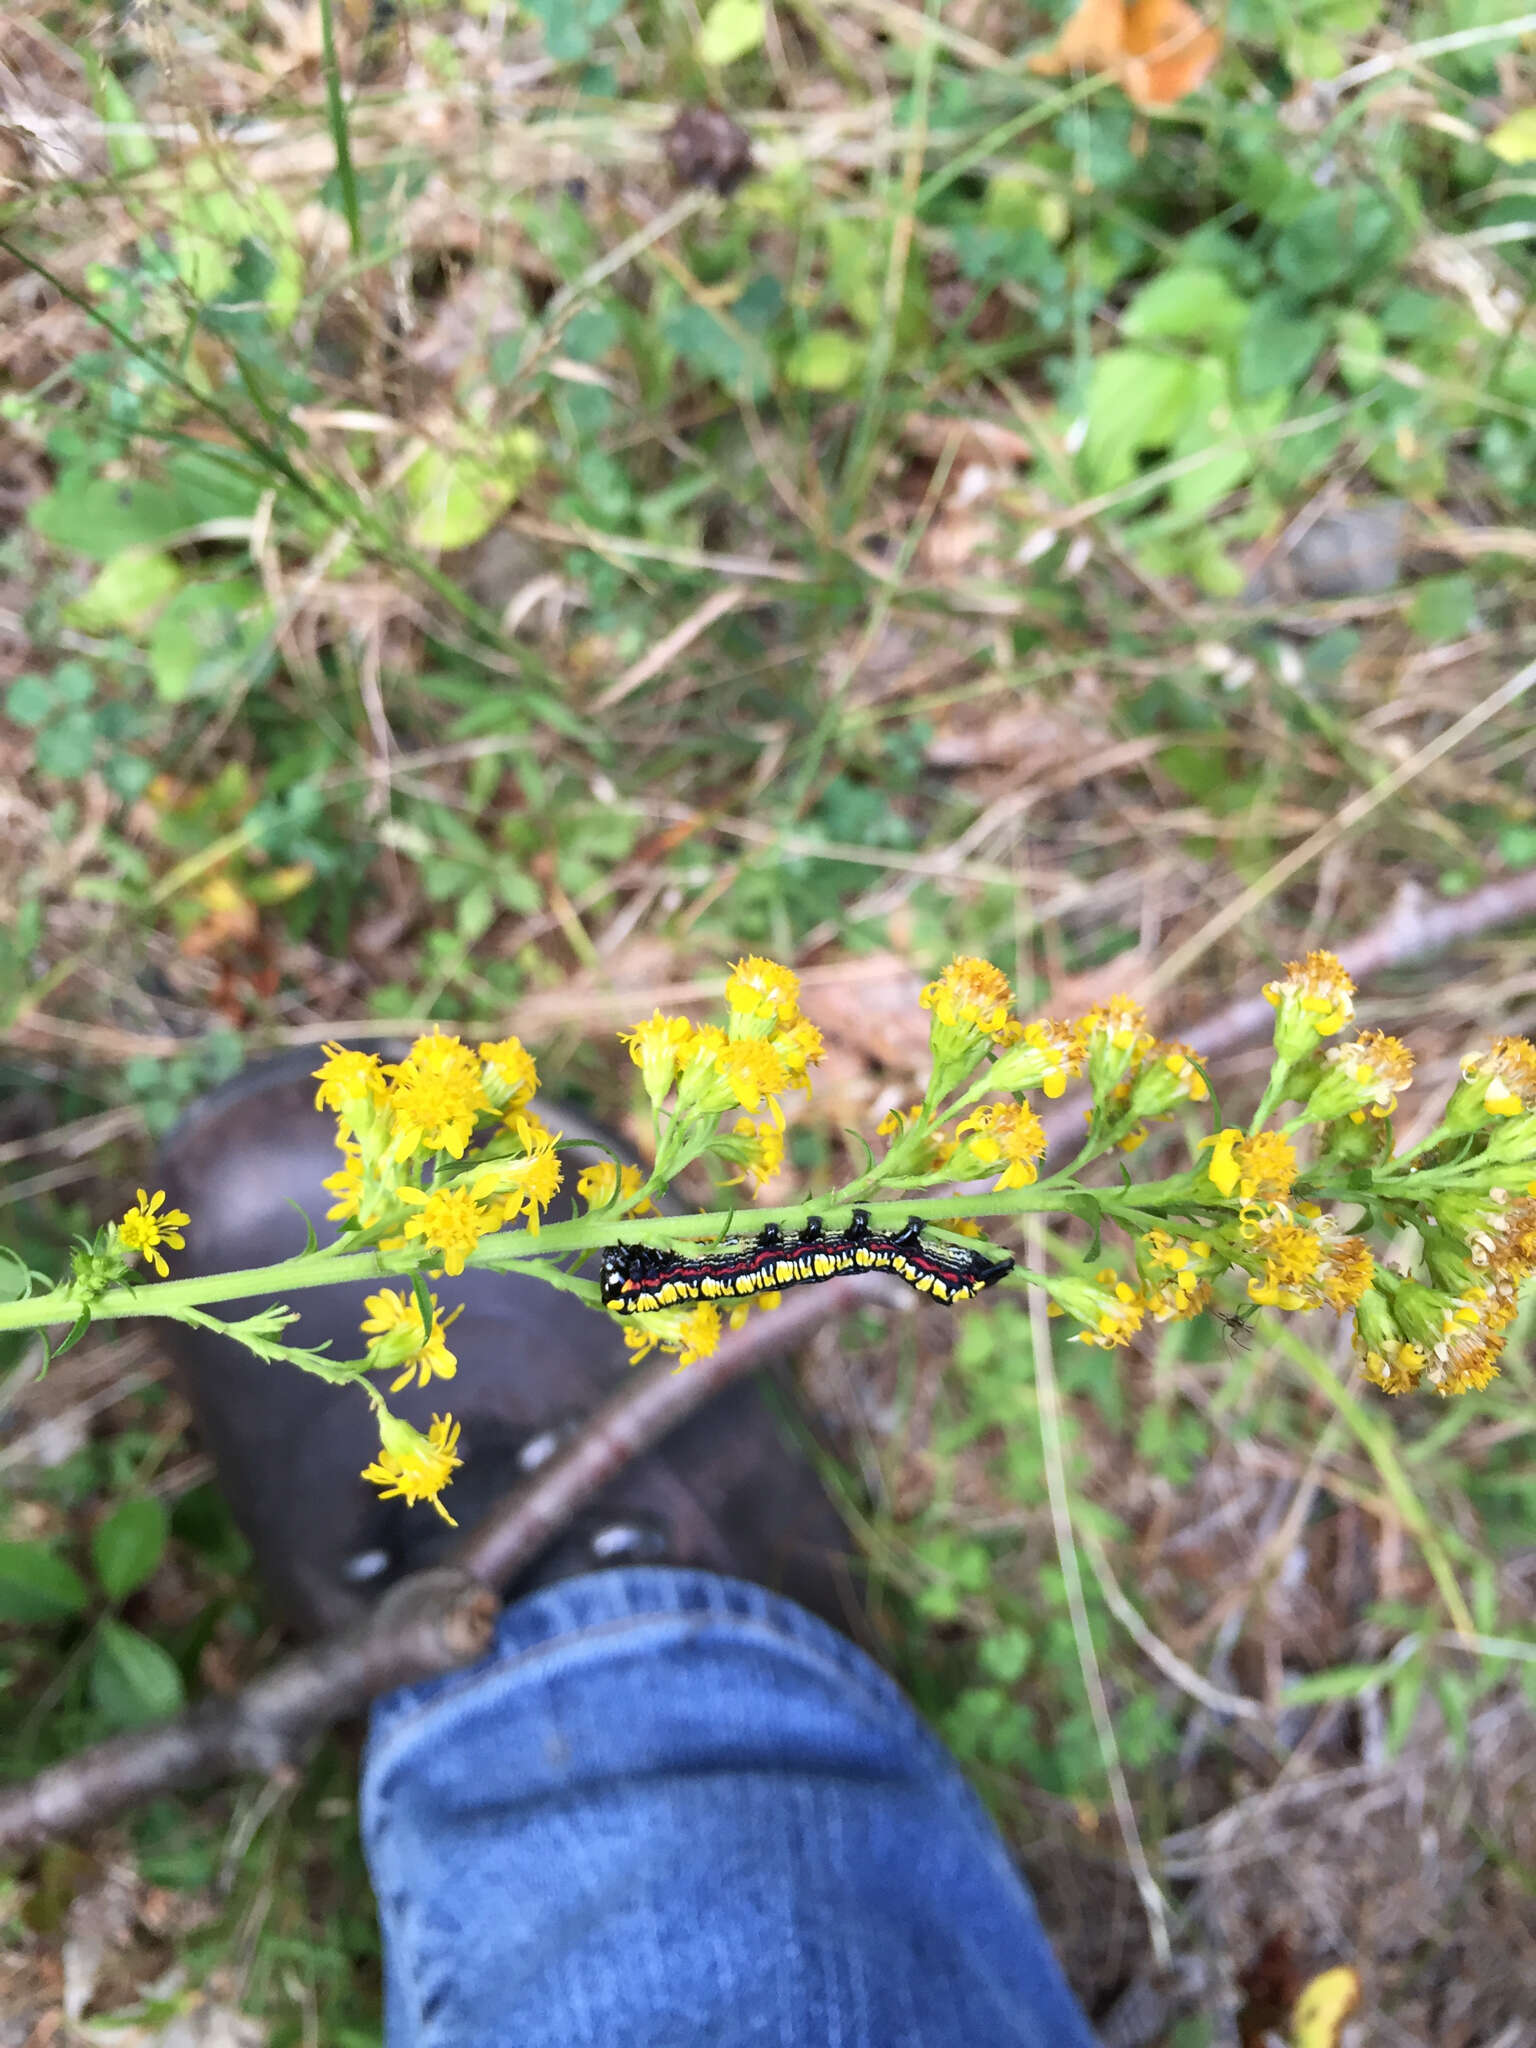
[317,0,361,259]
[0,1190,1082,1335]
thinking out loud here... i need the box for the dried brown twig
[3,870,1536,1851]
[0,1277,880,1854]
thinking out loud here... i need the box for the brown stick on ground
[0,1276,882,1855]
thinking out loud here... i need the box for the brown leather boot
[153,1052,860,1640]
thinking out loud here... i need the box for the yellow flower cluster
[311,1029,559,1523]
[619,957,825,1124]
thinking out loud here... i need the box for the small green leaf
[522,0,622,63]
[782,329,866,392]
[0,1247,33,1303]
[63,549,184,636]
[0,1541,91,1624]
[50,1308,94,1361]
[1121,268,1250,350]
[1235,291,1326,400]
[1279,1660,1395,1705]
[89,1620,185,1728]
[5,674,55,727]
[697,0,766,66]
[410,1271,436,1335]
[978,1628,1031,1684]
[1409,573,1477,644]
[92,1497,170,1602]
[1497,822,1536,869]
[90,59,157,176]
[403,428,542,552]
[33,711,98,780]
[1079,348,1200,491]
[148,578,275,703]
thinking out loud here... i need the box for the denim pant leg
[362,1567,1101,2048]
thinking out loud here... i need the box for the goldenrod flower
[1202,1128,1298,1204]
[727,1291,780,1329]
[773,1015,825,1090]
[620,1009,695,1108]
[323,1142,364,1223]
[1239,1208,1324,1309]
[988,1018,1085,1100]
[386,1032,490,1161]
[1136,1230,1215,1322]
[1315,1223,1375,1311]
[717,1037,788,1111]
[1356,1335,1429,1396]
[117,1188,190,1277]
[1049,1269,1144,1348]
[1262,949,1355,1057]
[1307,1030,1414,1124]
[921,956,1014,1037]
[725,955,800,1029]
[952,1100,1048,1190]
[478,1036,539,1114]
[577,1160,655,1215]
[361,1288,463,1391]
[876,1104,956,1176]
[677,1029,788,1116]
[620,1301,723,1367]
[1124,1040,1209,1122]
[1079,995,1155,1096]
[1449,1036,1536,1123]
[723,1107,787,1191]
[475,1118,563,1233]
[313,1043,387,1119]
[361,1411,462,1524]
[397,1183,498,1276]
[1408,1278,1514,1395]
[1351,1283,1421,1393]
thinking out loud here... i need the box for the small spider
[1214,1305,1259,1351]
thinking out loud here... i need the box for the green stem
[1248,1062,1293,1135]
[0,1190,1083,1335]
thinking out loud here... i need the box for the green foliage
[0,1542,92,1625]
[89,1619,186,1728]
[91,1498,170,1602]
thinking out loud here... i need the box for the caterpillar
[599,1209,1013,1314]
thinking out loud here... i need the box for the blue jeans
[363,1567,1101,2047]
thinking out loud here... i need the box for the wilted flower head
[1306,1030,1414,1124]
[1449,1036,1536,1124]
